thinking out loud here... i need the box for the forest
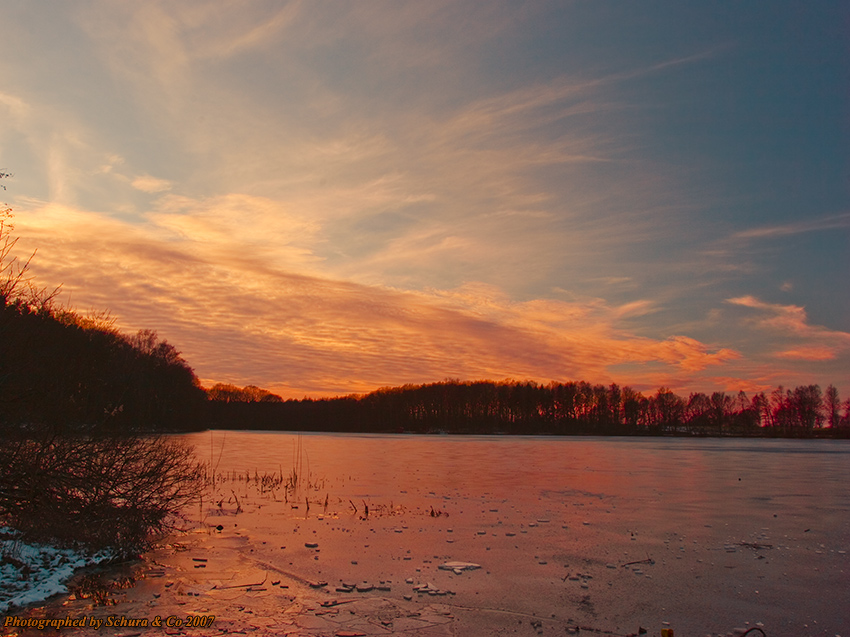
[0,303,206,433]
[205,379,850,438]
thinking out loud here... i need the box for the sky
[1,1,848,399]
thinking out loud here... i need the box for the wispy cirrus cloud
[4,1,703,312]
[731,212,850,240]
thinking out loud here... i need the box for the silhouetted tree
[207,382,283,403]
[648,387,684,432]
[620,386,644,429]
[769,386,792,430]
[789,385,823,432]
[841,399,850,429]
[685,392,711,433]
[825,385,841,428]
[750,392,770,429]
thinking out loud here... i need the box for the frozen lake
[167,431,850,636]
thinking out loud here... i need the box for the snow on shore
[0,528,113,613]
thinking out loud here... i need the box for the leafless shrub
[0,428,204,556]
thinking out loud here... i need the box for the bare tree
[825,385,840,428]
[790,385,823,431]
[0,173,58,309]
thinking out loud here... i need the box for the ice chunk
[438,561,481,572]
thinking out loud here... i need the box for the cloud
[775,347,837,362]
[14,200,745,397]
[0,91,30,121]
[725,295,850,343]
[147,192,324,274]
[726,296,807,330]
[5,1,698,310]
[190,3,301,60]
[131,175,172,193]
[705,376,776,395]
[731,212,850,240]
[723,296,850,386]
[614,300,657,319]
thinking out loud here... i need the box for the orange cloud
[726,295,850,344]
[775,347,837,361]
[15,202,746,398]
[707,376,776,394]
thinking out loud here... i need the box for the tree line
[205,379,850,437]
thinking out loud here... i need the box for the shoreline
[2,529,648,637]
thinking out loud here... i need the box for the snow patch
[0,528,114,612]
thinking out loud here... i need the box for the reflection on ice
[171,433,849,636]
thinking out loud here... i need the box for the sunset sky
[1,2,847,399]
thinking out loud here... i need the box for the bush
[0,427,203,556]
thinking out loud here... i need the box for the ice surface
[8,434,850,637]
